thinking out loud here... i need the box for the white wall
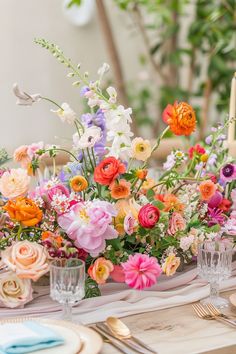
[0,0,143,153]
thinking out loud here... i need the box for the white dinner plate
[0,317,103,354]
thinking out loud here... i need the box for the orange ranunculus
[4,197,43,227]
[199,180,217,201]
[136,169,148,180]
[162,101,196,136]
[94,157,126,186]
[162,194,184,213]
[109,179,131,200]
[70,175,88,192]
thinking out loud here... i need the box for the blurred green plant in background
[114,0,236,138]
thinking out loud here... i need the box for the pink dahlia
[58,200,118,257]
[122,254,162,290]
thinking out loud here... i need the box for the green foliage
[114,0,236,135]
[67,0,82,8]
[85,278,101,298]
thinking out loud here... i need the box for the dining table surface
[99,289,236,354]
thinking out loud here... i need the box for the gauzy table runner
[1,263,236,325]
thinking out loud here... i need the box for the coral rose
[109,179,131,199]
[0,271,33,308]
[162,254,180,276]
[4,197,43,226]
[1,241,50,281]
[199,180,217,201]
[94,156,126,186]
[88,257,114,284]
[70,175,88,192]
[162,194,184,213]
[13,145,31,168]
[138,204,160,229]
[162,101,196,136]
[168,212,186,235]
[122,253,162,290]
[131,137,152,161]
[0,168,30,199]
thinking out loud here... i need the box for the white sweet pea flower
[106,86,117,104]
[73,126,102,149]
[97,63,110,77]
[13,83,41,106]
[51,103,76,125]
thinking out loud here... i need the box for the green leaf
[85,278,101,298]
[146,189,155,200]
[152,200,164,210]
[67,0,82,8]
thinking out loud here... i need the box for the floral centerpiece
[0,39,235,308]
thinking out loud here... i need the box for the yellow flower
[162,254,180,276]
[131,137,152,161]
[70,175,88,192]
[200,153,208,163]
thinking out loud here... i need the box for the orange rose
[4,197,43,226]
[162,101,196,136]
[109,179,131,199]
[70,175,88,192]
[199,180,217,201]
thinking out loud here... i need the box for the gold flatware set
[92,316,157,354]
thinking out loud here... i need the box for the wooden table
[100,290,236,354]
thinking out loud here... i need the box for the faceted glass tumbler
[197,241,233,308]
[50,258,85,321]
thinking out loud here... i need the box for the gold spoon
[106,317,157,354]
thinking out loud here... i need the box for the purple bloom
[205,135,213,145]
[220,163,236,182]
[59,162,82,183]
[80,86,90,97]
[207,153,217,166]
[81,109,107,159]
[208,207,225,227]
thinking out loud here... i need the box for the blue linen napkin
[0,321,64,354]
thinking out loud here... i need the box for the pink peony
[58,200,118,257]
[122,254,162,290]
[138,204,160,229]
[168,212,186,235]
[47,183,70,202]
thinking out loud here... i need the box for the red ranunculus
[218,198,232,212]
[188,144,205,159]
[94,157,126,186]
[138,204,160,229]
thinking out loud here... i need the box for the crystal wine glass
[197,240,233,308]
[50,258,85,321]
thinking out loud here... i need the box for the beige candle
[228,72,236,143]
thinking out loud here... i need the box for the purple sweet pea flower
[205,135,213,145]
[80,86,90,97]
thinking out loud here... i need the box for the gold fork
[192,303,236,328]
[206,303,236,322]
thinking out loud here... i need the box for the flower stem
[41,97,63,110]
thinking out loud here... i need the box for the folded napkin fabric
[0,321,64,354]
